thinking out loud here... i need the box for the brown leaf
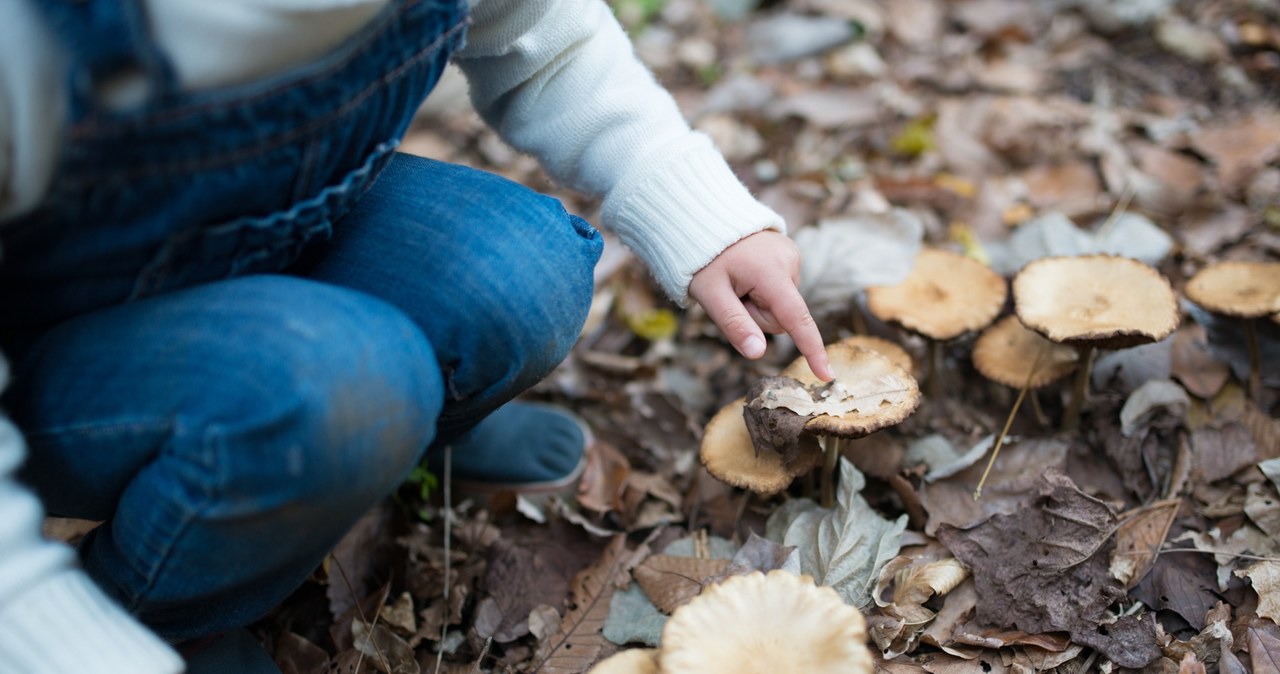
[1248,619,1280,674]
[475,535,595,644]
[920,438,1069,536]
[1193,424,1259,484]
[274,631,331,674]
[1110,499,1180,589]
[531,535,646,674]
[578,441,632,514]
[1171,324,1231,400]
[1237,562,1280,624]
[1132,546,1224,631]
[1178,653,1208,674]
[1020,161,1102,216]
[936,471,1160,668]
[1189,114,1280,190]
[352,618,418,674]
[633,555,731,615]
[921,580,978,648]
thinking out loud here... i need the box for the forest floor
[251,1,1280,672]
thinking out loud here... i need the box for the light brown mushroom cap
[588,648,659,674]
[1185,261,1280,318]
[701,398,824,495]
[972,315,1079,389]
[833,335,915,375]
[780,342,921,439]
[1013,255,1179,350]
[865,248,1008,341]
[659,571,873,674]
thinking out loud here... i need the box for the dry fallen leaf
[633,555,731,615]
[1189,114,1280,190]
[936,471,1160,668]
[1109,498,1180,589]
[532,536,647,673]
[1236,562,1280,624]
[766,458,909,609]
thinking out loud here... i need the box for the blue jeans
[0,0,602,640]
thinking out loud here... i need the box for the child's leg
[4,274,442,641]
[297,153,604,446]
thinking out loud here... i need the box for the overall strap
[31,0,177,115]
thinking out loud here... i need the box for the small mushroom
[588,648,659,674]
[779,339,920,506]
[659,571,873,674]
[1013,254,1179,431]
[1184,260,1280,399]
[970,315,1080,496]
[700,340,919,505]
[702,397,825,496]
[866,248,1007,396]
[972,314,1080,422]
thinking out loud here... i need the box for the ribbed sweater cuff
[0,571,184,674]
[601,132,785,305]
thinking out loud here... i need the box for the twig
[1115,547,1280,563]
[975,346,1045,499]
[471,636,492,673]
[331,555,392,674]
[435,445,453,674]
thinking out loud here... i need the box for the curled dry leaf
[1109,499,1179,589]
[1235,561,1280,624]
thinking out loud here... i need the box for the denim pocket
[130,140,398,299]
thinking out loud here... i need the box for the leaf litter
[209,0,1280,671]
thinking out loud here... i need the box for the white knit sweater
[0,1,781,671]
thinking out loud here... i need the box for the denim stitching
[22,417,173,443]
[130,419,222,611]
[61,20,464,187]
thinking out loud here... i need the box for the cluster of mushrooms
[594,251,1277,673]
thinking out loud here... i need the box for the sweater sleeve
[0,360,184,674]
[454,0,784,304]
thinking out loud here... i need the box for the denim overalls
[0,0,601,640]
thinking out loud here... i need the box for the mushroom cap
[588,649,659,674]
[659,570,873,674]
[701,398,824,495]
[972,315,1080,389]
[1185,261,1280,318]
[836,335,915,375]
[780,341,921,439]
[865,248,1008,341]
[1013,255,1179,350]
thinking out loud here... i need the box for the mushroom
[659,570,873,674]
[970,315,1080,496]
[701,397,825,496]
[1013,254,1179,431]
[865,248,1007,396]
[777,339,920,507]
[700,339,919,506]
[588,648,659,674]
[972,315,1080,424]
[1183,260,1280,399]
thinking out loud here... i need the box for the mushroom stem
[1029,389,1049,427]
[820,436,843,508]
[1062,345,1096,433]
[926,339,943,399]
[851,301,869,335]
[1245,318,1262,400]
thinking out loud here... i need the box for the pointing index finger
[756,284,833,381]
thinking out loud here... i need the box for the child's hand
[689,230,834,381]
